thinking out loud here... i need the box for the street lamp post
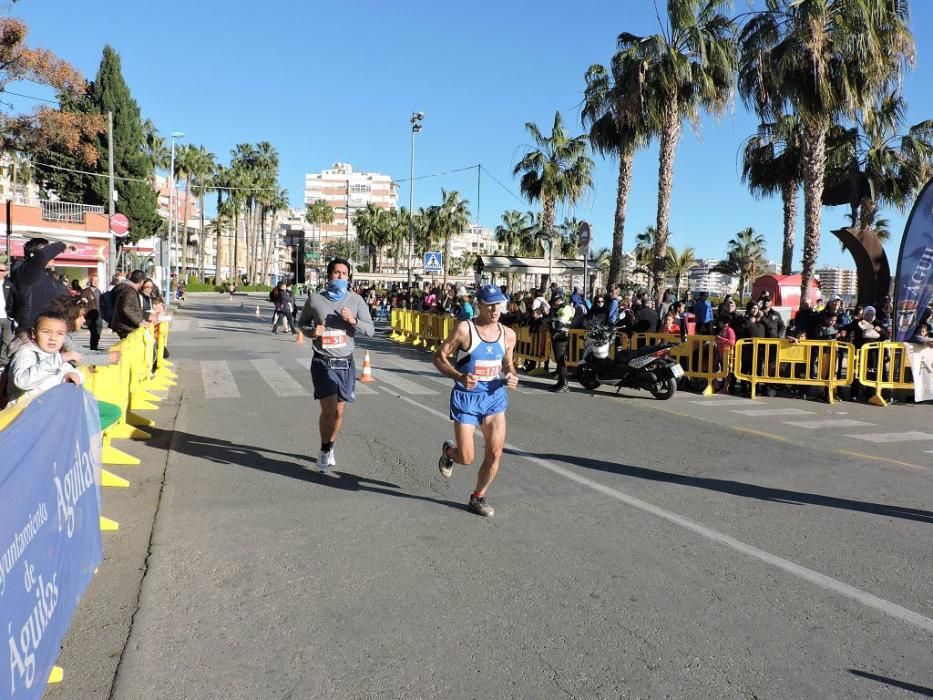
[166,131,184,308]
[407,111,424,289]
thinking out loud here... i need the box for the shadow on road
[848,669,933,697]
[149,428,468,513]
[512,450,933,525]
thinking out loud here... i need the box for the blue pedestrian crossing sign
[424,251,443,273]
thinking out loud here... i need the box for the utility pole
[107,111,116,280]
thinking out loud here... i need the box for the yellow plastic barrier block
[102,444,140,466]
[100,516,119,531]
[48,666,63,684]
[101,469,130,488]
[107,423,151,441]
[126,411,155,428]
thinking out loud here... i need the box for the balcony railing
[40,200,105,224]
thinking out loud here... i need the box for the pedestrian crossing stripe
[845,431,933,443]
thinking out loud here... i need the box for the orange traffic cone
[359,351,376,382]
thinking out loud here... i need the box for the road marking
[733,427,788,442]
[782,419,874,430]
[251,359,309,397]
[201,361,239,398]
[688,399,766,406]
[835,450,928,472]
[730,408,814,416]
[376,368,438,395]
[390,392,933,637]
[845,431,933,444]
[170,319,192,332]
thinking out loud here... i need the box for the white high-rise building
[688,258,738,297]
[815,267,858,299]
[304,163,397,242]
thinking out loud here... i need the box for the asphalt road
[49,293,933,699]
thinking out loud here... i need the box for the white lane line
[845,431,933,444]
[783,419,874,430]
[201,361,239,398]
[389,392,933,637]
[170,319,191,332]
[689,399,765,406]
[376,368,438,396]
[731,408,814,417]
[251,359,309,397]
[293,357,377,395]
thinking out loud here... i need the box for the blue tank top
[454,321,506,393]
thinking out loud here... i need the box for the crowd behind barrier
[388,308,929,404]
[0,321,174,698]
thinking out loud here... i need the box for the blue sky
[10,0,933,268]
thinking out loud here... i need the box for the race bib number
[321,329,347,349]
[473,359,501,381]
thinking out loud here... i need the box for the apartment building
[815,267,858,299]
[687,258,738,297]
[304,162,397,242]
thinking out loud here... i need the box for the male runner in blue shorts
[432,284,518,517]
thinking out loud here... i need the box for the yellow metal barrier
[732,338,855,402]
[857,341,915,407]
[629,333,730,395]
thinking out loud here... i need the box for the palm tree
[633,225,661,293]
[141,118,170,182]
[264,188,288,282]
[665,245,697,299]
[828,92,933,230]
[212,164,228,279]
[559,216,581,258]
[387,207,408,274]
[495,210,528,255]
[617,0,736,301]
[741,114,804,274]
[305,199,335,272]
[588,246,612,294]
[582,56,652,289]
[739,0,914,308]
[435,189,471,286]
[512,111,593,245]
[189,146,217,282]
[714,227,766,301]
[173,144,197,282]
[353,203,388,272]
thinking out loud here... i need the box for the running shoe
[318,449,333,474]
[328,449,336,467]
[468,495,494,517]
[438,440,454,478]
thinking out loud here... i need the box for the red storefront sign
[0,238,107,263]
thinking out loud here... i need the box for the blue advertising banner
[0,385,103,699]
[894,179,933,342]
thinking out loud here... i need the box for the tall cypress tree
[85,46,161,242]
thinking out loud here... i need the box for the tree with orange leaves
[0,16,105,163]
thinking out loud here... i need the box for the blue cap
[475,284,507,304]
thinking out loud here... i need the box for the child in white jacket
[6,310,83,405]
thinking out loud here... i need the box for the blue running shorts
[310,356,356,402]
[449,386,508,425]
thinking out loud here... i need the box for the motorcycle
[575,324,683,400]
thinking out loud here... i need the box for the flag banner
[0,385,103,700]
[903,342,933,403]
[893,180,933,342]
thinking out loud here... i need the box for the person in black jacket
[8,238,70,337]
[0,256,13,366]
[110,270,148,338]
[633,297,659,333]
